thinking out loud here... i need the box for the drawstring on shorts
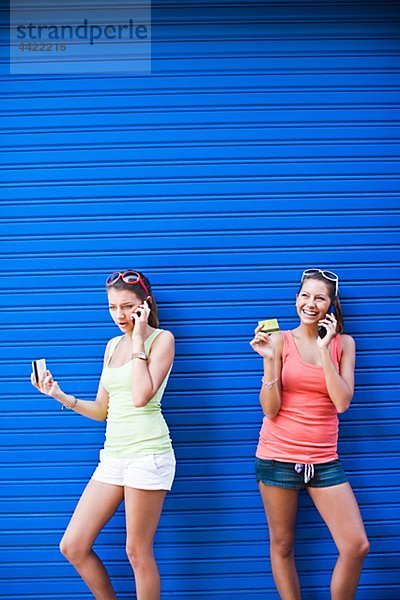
[294,463,315,484]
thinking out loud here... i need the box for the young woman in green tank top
[30,270,175,600]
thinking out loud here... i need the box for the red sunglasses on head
[106,271,151,298]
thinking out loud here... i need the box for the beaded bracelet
[261,376,278,390]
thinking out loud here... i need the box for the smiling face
[107,288,142,333]
[296,278,332,326]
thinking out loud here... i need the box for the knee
[126,542,153,569]
[354,537,370,560]
[270,536,295,560]
[59,536,90,566]
[342,537,370,561]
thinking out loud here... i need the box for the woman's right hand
[30,369,63,400]
[250,324,276,360]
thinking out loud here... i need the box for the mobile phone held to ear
[32,359,46,383]
[318,308,336,339]
[134,297,152,320]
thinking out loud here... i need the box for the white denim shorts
[91,448,176,491]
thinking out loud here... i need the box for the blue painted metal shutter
[1,2,399,598]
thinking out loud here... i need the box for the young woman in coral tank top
[250,269,369,600]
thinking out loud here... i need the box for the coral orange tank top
[256,331,341,464]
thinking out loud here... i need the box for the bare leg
[60,479,124,600]
[307,483,370,600]
[258,483,301,600]
[124,487,167,600]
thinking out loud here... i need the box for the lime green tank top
[101,329,173,458]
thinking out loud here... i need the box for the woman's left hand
[31,369,64,400]
[131,299,151,338]
[317,313,337,349]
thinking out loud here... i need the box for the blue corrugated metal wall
[1,1,400,598]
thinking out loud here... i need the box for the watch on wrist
[131,352,148,361]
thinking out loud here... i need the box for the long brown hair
[106,270,159,328]
[298,272,344,334]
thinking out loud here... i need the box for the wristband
[62,395,78,410]
[131,352,148,361]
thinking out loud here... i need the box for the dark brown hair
[106,270,159,328]
[298,272,344,334]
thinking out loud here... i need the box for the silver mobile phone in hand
[32,359,47,383]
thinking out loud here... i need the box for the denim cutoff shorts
[255,457,348,489]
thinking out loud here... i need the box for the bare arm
[250,327,283,419]
[130,330,175,408]
[31,340,113,421]
[320,334,355,413]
